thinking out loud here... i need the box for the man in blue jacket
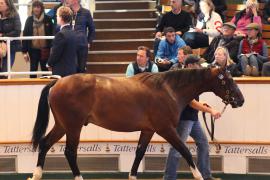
[47,6,77,77]
[66,0,95,73]
[155,27,186,71]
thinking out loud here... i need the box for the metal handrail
[0,36,54,79]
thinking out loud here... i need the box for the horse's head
[211,67,244,108]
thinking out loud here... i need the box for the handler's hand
[210,109,221,119]
[23,53,30,62]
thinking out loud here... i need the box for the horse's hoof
[74,175,84,180]
[190,166,203,180]
[128,173,137,180]
[31,166,42,180]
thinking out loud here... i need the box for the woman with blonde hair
[212,46,243,77]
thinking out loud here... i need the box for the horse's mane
[135,68,212,89]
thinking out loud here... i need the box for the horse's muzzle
[231,98,244,108]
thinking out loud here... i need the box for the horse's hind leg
[157,128,203,180]
[65,128,83,180]
[129,131,154,180]
[29,124,65,180]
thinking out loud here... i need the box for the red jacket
[241,38,264,55]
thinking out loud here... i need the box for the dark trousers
[1,49,16,72]
[77,45,88,73]
[182,32,209,49]
[153,38,161,57]
[29,48,48,78]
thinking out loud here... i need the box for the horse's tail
[32,80,58,151]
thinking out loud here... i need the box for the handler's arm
[189,100,221,119]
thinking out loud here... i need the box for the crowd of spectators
[150,0,270,77]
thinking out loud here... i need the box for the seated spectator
[182,0,222,49]
[0,0,21,75]
[203,22,241,64]
[155,27,186,71]
[212,46,242,77]
[22,0,54,78]
[126,46,158,77]
[238,23,268,76]
[262,0,270,24]
[170,45,193,70]
[231,0,262,37]
[154,0,192,55]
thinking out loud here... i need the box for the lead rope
[202,103,228,153]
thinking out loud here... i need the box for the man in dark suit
[47,6,77,77]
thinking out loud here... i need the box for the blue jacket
[155,35,186,64]
[48,25,77,77]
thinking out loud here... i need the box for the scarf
[32,13,46,49]
[248,37,258,45]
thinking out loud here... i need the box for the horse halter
[218,73,235,106]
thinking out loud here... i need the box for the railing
[0,36,54,79]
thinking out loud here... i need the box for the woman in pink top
[230,0,262,37]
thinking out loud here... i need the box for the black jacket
[0,14,21,50]
[47,25,77,77]
[203,35,242,64]
[22,14,54,53]
[156,10,192,34]
[132,61,154,75]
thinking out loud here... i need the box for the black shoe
[0,75,7,79]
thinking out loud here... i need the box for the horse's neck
[176,81,209,106]
[164,70,212,106]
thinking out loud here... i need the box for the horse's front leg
[129,131,154,180]
[157,127,203,180]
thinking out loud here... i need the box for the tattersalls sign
[0,142,269,156]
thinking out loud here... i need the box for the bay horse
[28,67,244,180]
